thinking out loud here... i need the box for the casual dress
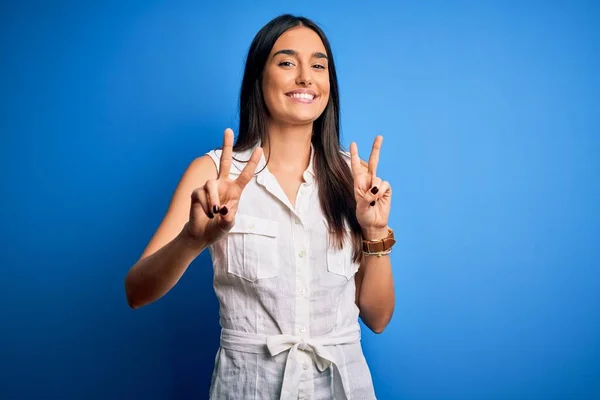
[206,144,377,400]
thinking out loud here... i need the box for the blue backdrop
[1,1,599,399]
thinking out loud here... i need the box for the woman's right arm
[125,129,262,309]
[124,155,217,309]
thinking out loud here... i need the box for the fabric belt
[219,325,361,400]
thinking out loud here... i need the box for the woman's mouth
[285,90,317,104]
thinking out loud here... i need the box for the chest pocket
[226,214,279,282]
[319,222,360,287]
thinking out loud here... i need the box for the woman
[125,14,396,400]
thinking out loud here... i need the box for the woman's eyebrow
[272,49,328,59]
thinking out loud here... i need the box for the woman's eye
[313,64,326,70]
[278,61,294,67]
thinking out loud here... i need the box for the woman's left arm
[355,231,395,334]
[350,136,395,334]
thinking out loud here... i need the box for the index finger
[235,146,263,190]
[219,128,234,179]
[368,135,383,177]
[350,142,362,178]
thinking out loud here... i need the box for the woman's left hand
[350,136,392,240]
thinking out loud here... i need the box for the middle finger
[368,135,383,177]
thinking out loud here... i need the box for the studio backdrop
[1,1,599,399]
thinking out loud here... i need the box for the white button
[248,223,255,230]
[298,288,305,296]
[302,362,309,370]
[299,326,306,333]
[298,250,305,258]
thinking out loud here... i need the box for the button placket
[293,184,310,341]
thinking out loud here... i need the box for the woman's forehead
[271,27,327,56]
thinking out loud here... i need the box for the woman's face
[262,26,330,126]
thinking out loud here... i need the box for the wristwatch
[362,228,396,253]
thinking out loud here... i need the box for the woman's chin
[286,113,320,125]
[269,110,321,126]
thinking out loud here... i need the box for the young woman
[125,14,396,400]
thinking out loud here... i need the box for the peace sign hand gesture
[187,128,262,245]
[350,136,392,239]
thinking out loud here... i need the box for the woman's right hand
[185,128,262,246]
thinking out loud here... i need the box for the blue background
[2,1,599,399]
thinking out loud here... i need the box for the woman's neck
[262,121,312,174]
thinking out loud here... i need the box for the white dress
[206,144,377,400]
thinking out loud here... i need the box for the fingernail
[213,205,219,214]
[219,206,228,216]
[370,201,376,207]
[208,212,214,219]
[370,187,379,195]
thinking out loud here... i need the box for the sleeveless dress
[206,144,377,400]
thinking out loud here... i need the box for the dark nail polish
[213,205,219,214]
[208,212,214,219]
[219,206,228,216]
[371,187,379,195]
[370,201,376,207]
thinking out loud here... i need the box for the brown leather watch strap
[362,228,396,253]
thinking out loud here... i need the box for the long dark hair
[234,14,363,262]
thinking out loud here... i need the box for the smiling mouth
[286,92,316,100]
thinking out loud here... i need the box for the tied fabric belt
[219,325,361,400]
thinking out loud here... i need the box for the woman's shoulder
[181,154,218,182]
[204,146,256,176]
[205,146,254,159]
[205,148,222,166]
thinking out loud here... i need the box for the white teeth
[289,93,315,100]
